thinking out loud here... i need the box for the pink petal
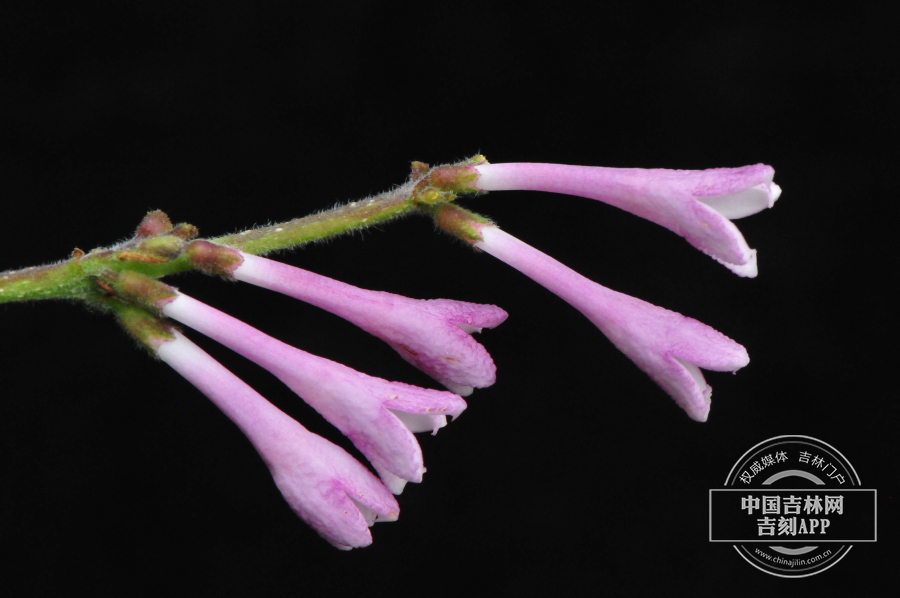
[161,293,466,487]
[475,226,749,421]
[474,162,780,277]
[234,254,507,394]
[156,331,399,549]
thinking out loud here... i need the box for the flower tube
[472,162,781,277]
[160,292,467,492]
[156,330,399,549]
[232,253,507,396]
[473,225,749,421]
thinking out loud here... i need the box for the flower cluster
[144,261,504,547]
[72,157,779,548]
[433,161,779,421]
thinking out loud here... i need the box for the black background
[1,2,896,596]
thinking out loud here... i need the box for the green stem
[212,178,420,254]
[0,260,92,304]
[0,156,487,305]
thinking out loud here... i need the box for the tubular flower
[160,293,467,493]
[473,225,749,422]
[233,253,508,396]
[155,330,399,549]
[472,162,781,277]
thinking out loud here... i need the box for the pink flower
[233,253,507,396]
[473,162,781,277]
[160,293,467,493]
[155,330,399,549]
[474,225,749,421]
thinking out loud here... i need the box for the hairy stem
[0,156,486,306]
[212,178,420,254]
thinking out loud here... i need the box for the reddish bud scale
[410,161,430,180]
[183,240,244,278]
[430,204,493,243]
[171,223,199,240]
[135,210,174,238]
[107,270,178,309]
